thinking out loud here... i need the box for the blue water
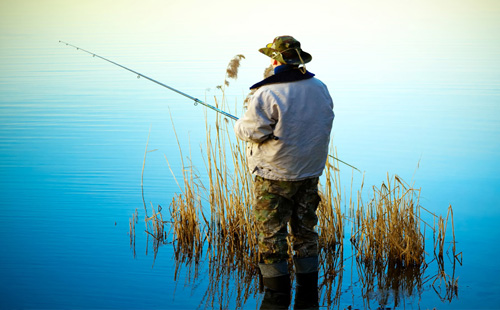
[1,32,500,309]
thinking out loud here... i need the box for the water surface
[1,7,500,309]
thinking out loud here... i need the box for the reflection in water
[132,158,462,309]
[131,197,460,309]
[129,208,138,258]
[203,260,259,309]
[431,206,461,304]
[432,256,460,304]
[132,131,462,308]
[145,204,168,264]
[319,242,344,308]
[355,257,424,309]
[131,138,462,309]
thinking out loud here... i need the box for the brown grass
[222,54,245,88]
[133,54,460,307]
[351,174,425,266]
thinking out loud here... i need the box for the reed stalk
[167,113,205,267]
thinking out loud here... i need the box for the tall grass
[167,113,205,268]
[134,54,461,308]
[164,56,261,303]
[351,174,425,266]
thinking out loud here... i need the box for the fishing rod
[59,40,237,120]
[331,156,360,173]
[60,41,361,172]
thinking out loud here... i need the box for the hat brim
[259,47,312,66]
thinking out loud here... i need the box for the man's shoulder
[250,69,315,90]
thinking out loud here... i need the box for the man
[234,36,335,309]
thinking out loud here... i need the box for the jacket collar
[250,65,315,90]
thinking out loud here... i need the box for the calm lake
[1,21,500,310]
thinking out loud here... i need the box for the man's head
[259,36,312,66]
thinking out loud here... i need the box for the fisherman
[234,36,334,309]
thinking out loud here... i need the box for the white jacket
[234,76,334,181]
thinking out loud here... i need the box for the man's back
[235,76,334,181]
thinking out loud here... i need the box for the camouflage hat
[259,35,312,66]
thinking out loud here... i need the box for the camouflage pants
[253,176,320,264]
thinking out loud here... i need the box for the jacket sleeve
[234,89,276,143]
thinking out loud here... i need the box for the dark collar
[250,65,315,90]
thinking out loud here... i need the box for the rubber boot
[294,271,319,309]
[260,274,291,309]
[293,256,319,309]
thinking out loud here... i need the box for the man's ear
[271,59,280,67]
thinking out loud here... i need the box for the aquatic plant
[350,174,425,266]
[134,54,461,308]
[167,113,205,268]
[220,54,245,88]
[431,205,460,302]
[225,55,245,80]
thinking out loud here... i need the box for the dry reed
[318,149,344,249]
[222,54,245,88]
[201,97,259,279]
[351,174,425,267]
[316,149,345,308]
[133,54,461,308]
[226,54,245,79]
[161,56,264,304]
[431,205,460,302]
[167,113,206,268]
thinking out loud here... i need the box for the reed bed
[167,115,206,268]
[316,150,345,308]
[133,54,460,308]
[351,174,425,266]
[318,150,344,249]
[203,112,258,271]
[166,56,261,304]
